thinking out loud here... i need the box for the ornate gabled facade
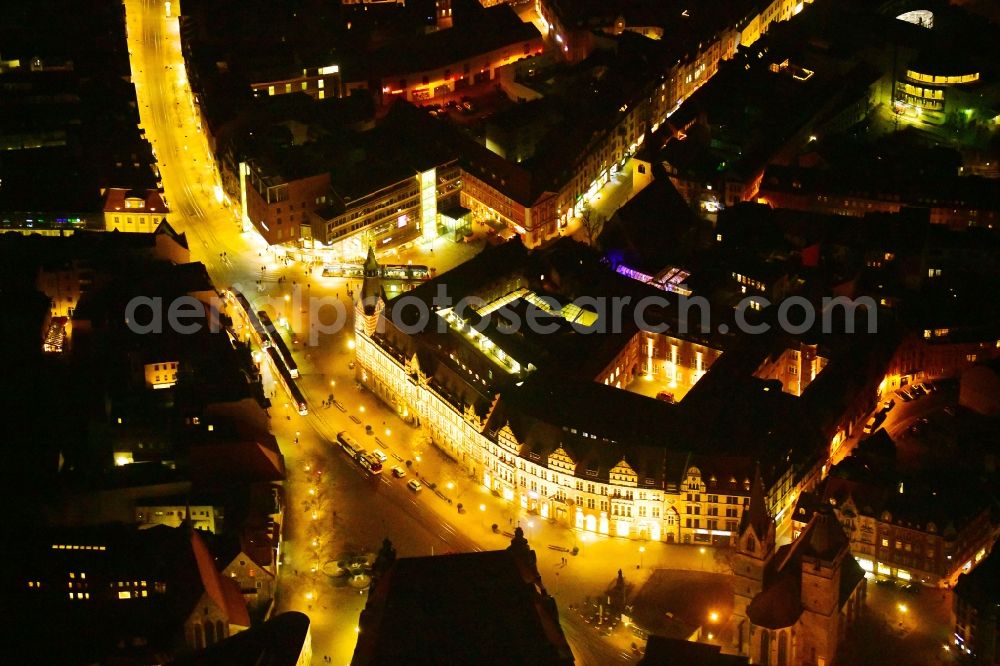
[352,239,892,546]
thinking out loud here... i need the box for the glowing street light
[347,338,356,350]
[709,611,720,623]
[385,428,392,436]
[639,545,646,568]
[898,603,908,614]
[446,482,454,490]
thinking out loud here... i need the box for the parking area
[842,578,956,665]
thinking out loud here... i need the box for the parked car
[880,399,896,414]
[918,382,934,393]
[391,466,406,478]
[863,412,886,434]
[372,449,388,464]
[407,479,422,492]
[910,384,926,397]
[655,391,675,403]
[897,388,914,401]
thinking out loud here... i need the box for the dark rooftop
[353,547,573,665]
[172,611,310,666]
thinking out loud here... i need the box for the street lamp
[709,610,719,623]
[639,545,645,568]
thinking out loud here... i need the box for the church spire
[739,462,772,543]
[363,244,379,276]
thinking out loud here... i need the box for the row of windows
[899,83,944,100]
[906,71,979,85]
[368,336,762,525]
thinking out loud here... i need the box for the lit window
[118,591,131,600]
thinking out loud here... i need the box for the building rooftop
[173,612,310,666]
[748,506,864,630]
[641,635,750,665]
[955,546,1000,612]
[102,188,169,216]
[353,540,573,665]
[10,524,249,662]
[362,3,540,80]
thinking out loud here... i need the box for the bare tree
[579,206,605,245]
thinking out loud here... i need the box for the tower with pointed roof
[354,246,384,339]
[732,463,775,654]
[737,502,866,666]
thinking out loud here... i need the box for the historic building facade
[352,245,817,544]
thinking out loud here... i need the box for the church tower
[798,504,852,665]
[732,463,776,655]
[354,245,384,339]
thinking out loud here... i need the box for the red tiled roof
[103,188,169,215]
[190,530,250,627]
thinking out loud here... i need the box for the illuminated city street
[123,1,671,662]
[7,0,999,663]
